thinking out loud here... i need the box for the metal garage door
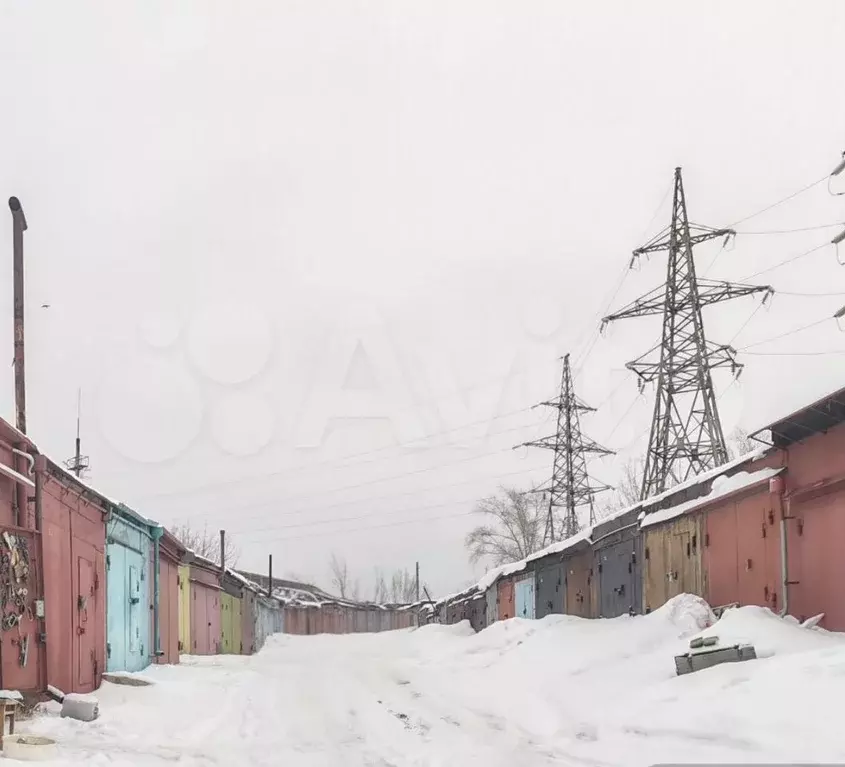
[535,559,564,618]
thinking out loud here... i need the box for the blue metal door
[129,564,141,654]
[106,540,149,672]
[106,543,126,672]
[514,573,536,619]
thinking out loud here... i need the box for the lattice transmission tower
[520,353,613,544]
[602,167,772,500]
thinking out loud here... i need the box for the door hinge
[107,642,111,658]
[94,573,99,590]
[106,555,111,570]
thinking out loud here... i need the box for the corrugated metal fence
[282,602,418,635]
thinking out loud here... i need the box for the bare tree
[594,458,644,519]
[349,579,361,601]
[329,552,351,598]
[727,427,756,460]
[171,522,239,568]
[464,486,544,567]
[615,458,643,507]
[372,568,388,603]
[388,568,417,603]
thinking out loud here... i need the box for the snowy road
[27,596,845,766]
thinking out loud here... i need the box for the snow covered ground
[22,595,845,766]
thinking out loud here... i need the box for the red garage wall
[41,463,107,695]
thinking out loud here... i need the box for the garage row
[427,385,845,635]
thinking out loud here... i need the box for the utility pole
[602,167,773,500]
[519,353,613,544]
[219,530,226,573]
[65,388,90,478]
[268,554,274,598]
[9,197,27,434]
[415,561,420,602]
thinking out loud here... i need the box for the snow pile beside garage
[18,595,845,766]
[693,603,842,658]
[400,595,845,764]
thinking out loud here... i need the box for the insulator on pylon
[832,228,845,246]
[833,153,845,177]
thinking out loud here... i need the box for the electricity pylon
[602,167,772,500]
[519,353,613,544]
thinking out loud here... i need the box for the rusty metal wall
[0,426,42,693]
[703,485,781,614]
[643,513,704,613]
[781,421,845,629]
[157,554,180,664]
[189,567,221,654]
[41,468,107,695]
[787,490,845,628]
[354,607,367,632]
[0,527,41,693]
[279,603,418,635]
[497,577,514,620]
[563,546,594,618]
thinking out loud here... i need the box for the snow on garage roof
[749,384,845,448]
[639,466,784,529]
[639,447,768,514]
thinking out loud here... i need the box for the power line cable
[604,393,644,443]
[726,174,829,229]
[742,349,845,358]
[729,300,768,345]
[169,448,553,529]
[704,173,830,277]
[738,317,831,350]
[775,289,845,297]
[227,462,552,539]
[146,416,554,515]
[740,242,830,281]
[133,401,551,502]
[736,222,843,235]
[249,507,481,545]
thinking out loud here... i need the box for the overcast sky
[1,1,844,596]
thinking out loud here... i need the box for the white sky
[1,1,844,596]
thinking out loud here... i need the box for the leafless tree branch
[464,486,544,567]
[171,522,239,568]
[329,552,351,598]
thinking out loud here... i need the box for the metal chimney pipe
[268,554,273,597]
[219,529,226,574]
[9,197,27,435]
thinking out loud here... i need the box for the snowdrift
[21,594,845,767]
